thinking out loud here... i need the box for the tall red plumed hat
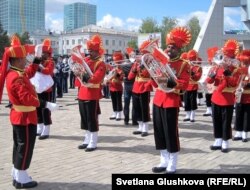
[223,39,239,58]
[139,40,151,54]
[0,35,28,103]
[87,34,104,55]
[166,27,192,48]
[112,51,124,64]
[42,38,52,54]
[126,47,134,55]
[187,49,198,61]
[207,47,219,63]
[236,49,250,64]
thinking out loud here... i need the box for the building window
[66,40,69,45]
[106,49,109,55]
[119,40,122,46]
[112,40,115,46]
[105,39,109,46]
[72,39,75,45]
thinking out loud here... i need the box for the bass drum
[198,65,216,94]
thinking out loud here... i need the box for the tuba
[69,45,93,87]
[141,53,177,93]
[140,38,177,93]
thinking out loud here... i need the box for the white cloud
[97,14,124,28]
[97,14,142,31]
[176,11,208,27]
[45,13,63,33]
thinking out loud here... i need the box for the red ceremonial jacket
[128,61,152,93]
[39,58,54,92]
[241,75,250,104]
[206,66,241,106]
[78,57,106,100]
[109,67,124,92]
[152,59,190,108]
[6,64,40,125]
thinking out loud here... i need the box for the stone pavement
[0,88,250,190]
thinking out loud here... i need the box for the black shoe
[190,120,195,122]
[85,147,97,152]
[141,132,148,137]
[36,133,41,136]
[116,118,121,121]
[124,121,129,125]
[242,139,248,142]
[109,117,116,120]
[210,145,221,150]
[13,179,16,187]
[39,135,49,140]
[221,148,229,153]
[152,167,166,173]
[133,131,142,135]
[232,137,242,141]
[203,113,211,116]
[132,122,138,126]
[15,181,38,189]
[5,103,12,108]
[78,144,88,149]
[183,118,190,122]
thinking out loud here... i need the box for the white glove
[46,102,59,112]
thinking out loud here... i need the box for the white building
[59,24,138,56]
[29,30,60,56]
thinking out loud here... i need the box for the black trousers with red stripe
[212,103,234,140]
[110,91,123,112]
[184,90,198,111]
[234,103,250,132]
[132,91,151,122]
[78,100,99,132]
[12,124,37,170]
[153,105,180,153]
[37,91,52,125]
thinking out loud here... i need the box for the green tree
[0,22,10,59]
[20,31,32,44]
[160,17,178,50]
[183,16,201,52]
[139,17,160,33]
[127,39,137,50]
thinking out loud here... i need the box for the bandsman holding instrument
[146,27,191,174]
[128,41,153,137]
[108,51,125,121]
[35,39,55,140]
[233,50,250,142]
[183,50,202,122]
[207,39,241,153]
[76,35,106,152]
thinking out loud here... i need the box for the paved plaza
[0,88,250,190]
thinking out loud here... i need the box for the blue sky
[46,0,243,32]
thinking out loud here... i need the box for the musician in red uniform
[206,39,241,153]
[0,35,57,189]
[77,35,106,152]
[108,51,125,120]
[36,39,55,140]
[233,50,250,142]
[128,41,153,137]
[151,27,191,174]
[183,50,202,122]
